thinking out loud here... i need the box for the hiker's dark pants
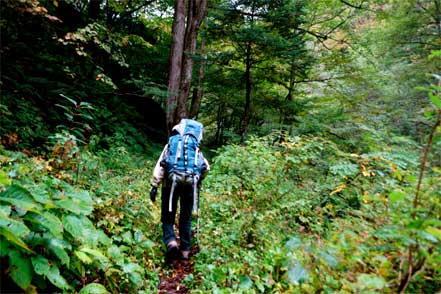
[161,183,193,251]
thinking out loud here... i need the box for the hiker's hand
[150,186,157,203]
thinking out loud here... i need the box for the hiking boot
[181,250,190,260]
[165,241,179,262]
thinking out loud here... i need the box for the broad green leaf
[0,185,40,212]
[0,204,12,216]
[122,231,133,244]
[107,245,124,265]
[0,170,11,185]
[80,247,110,270]
[389,190,406,202]
[75,250,93,264]
[287,263,309,285]
[122,262,142,274]
[329,162,359,177]
[9,250,32,290]
[46,264,71,290]
[238,275,253,290]
[357,274,386,290]
[429,50,441,59]
[0,226,33,253]
[426,227,441,241]
[29,186,51,204]
[62,214,84,239]
[32,255,50,275]
[55,193,93,215]
[62,214,96,246]
[0,216,30,238]
[96,230,111,247]
[25,212,63,239]
[55,199,83,215]
[428,92,441,109]
[79,283,109,294]
[48,238,71,266]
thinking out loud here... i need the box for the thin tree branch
[339,0,366,9]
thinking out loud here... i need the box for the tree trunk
[166,0,207,132]
[189,38,206,118]
[178,0,207,120]
[240,41,253,144]
[166,0,187,132]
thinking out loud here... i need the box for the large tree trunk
[167,0,207,132]
[189,38,206,118]
[166,0,187,132]
[178,0,207,120]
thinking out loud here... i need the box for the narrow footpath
[158,241,200,293]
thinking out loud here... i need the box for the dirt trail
[158,244,200,293]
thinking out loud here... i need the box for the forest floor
[158,233,200,293]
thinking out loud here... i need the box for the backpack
[161,119,206,212]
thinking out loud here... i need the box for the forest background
[0,0,440,293]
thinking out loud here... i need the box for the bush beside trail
[191,135,440,293]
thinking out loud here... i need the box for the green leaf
[122,262,142,274]
[9,250,32,290]
[80,247,110,270]
[55,190,93,215]
[79,283,109,294]
[48,238,71,266]
[0,215,30,238]
[428,92,441,109]
[75,250,93,264]
[238,275,253,290]
[60,94,77,106]
[107,245,124,265]
[287,263,309,285]
[0,170,11,185]
[32,255,50,275]
[25,212,63,239]
[46,264,71,290]
[0,227,33,253]
[29,186,52,204]
[0,185,40,212]
[0,204,11,216]
[62,214,97,246]
[357,274,386,290]
[426,227,441,241]
[389,190,406,202]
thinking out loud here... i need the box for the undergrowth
[191,134,441,293]
[1,133,440,293]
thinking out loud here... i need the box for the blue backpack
[161,119,206,212]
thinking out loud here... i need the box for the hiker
[149,119,210,262]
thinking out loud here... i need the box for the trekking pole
[196,186,201,246]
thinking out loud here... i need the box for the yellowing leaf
[0,170,11,185]
[330,184,346,196]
